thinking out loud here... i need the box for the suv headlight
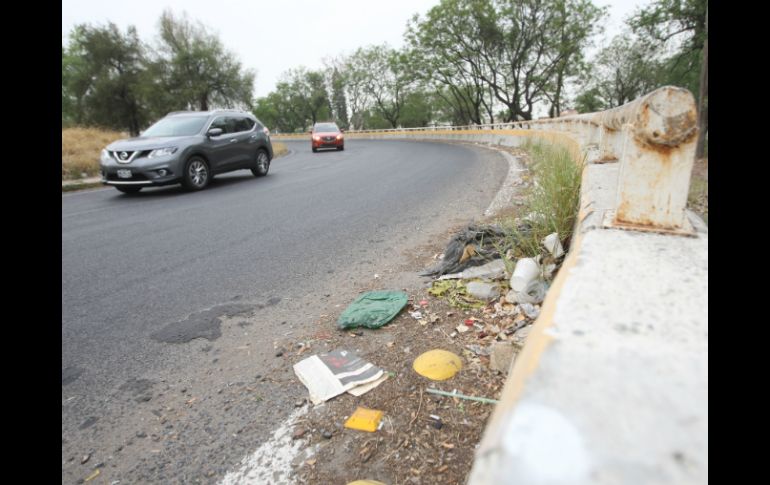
[148,147,178,158]
[100,149,111,163]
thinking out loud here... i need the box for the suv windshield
[314,123,339,132]
[142,115,209,137]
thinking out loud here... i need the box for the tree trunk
[695,7,708,159]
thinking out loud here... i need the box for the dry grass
[498,140,584,258]
[62,127,127,180]
[272,141,288,158]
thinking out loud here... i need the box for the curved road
[61,139,508,483]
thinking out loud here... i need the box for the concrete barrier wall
[274,86,708,483]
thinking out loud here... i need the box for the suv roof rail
[210,108,251,114]
[166,109,251,116]
[166,110,197,116]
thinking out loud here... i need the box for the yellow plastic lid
[413,349,463,381]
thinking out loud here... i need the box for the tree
[399,90,437,127]
[576,33,665,110]
[406,0,499,125]
[63,23,149,135]
[330,68,349,129]
[696,7,707,158]
[541,0,606,117]
[329,53,373,130]
[629,0,707,156]
[157,10,255,111]
[573,87,603,113]
[282,67,332,127]
[351,45,415,128]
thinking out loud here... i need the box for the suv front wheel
[182,156,210,191]
[251,149,270,177]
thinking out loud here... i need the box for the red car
[311,122,345,152]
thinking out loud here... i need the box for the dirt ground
[272,220,538,485]
[688,157,708,224]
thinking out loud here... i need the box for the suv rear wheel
[251,149,270,177]
[182,156,210,191]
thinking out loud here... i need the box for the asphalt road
[61,139,508,483]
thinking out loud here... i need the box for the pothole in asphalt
[150,303,256,344]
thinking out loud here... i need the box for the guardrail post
[603,86,698,233]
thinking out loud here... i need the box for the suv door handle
[229,139,237,143]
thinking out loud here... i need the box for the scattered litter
[348,374,390,397]
[344,407,384,432]
[515,279,547,304]
[420,224,519,276]
[489,342,516,374]
[425,388,500,404]
[419,300,429,307]
[437,259,508,281]
[428,280,486,309]
[410,311,423,320]
[542,233,565,258]
[465,344,491,356]
[455,325,470,334]
[466,281,500,301]
[347,480,388,485]
[84,469,101,482]
[519,303,540,319]
[510,258,540,292]
[337,291,408,330]
[413,349,463,381]
[429,415,443,429]
[542,262,558,280]
[294,349,386,404]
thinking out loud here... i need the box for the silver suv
[100,110,273,194]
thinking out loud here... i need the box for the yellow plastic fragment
[84,469,100,482]
[413,349,463,381]
[344,407,384,432]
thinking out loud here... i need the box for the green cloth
[337,290,409,330]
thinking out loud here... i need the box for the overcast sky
[62,0,652,99]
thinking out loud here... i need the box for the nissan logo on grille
[120,152,129,160]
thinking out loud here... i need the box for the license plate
[117,169,132,179]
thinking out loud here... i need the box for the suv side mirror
[207,128,223,137]
[340,129,345,133]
